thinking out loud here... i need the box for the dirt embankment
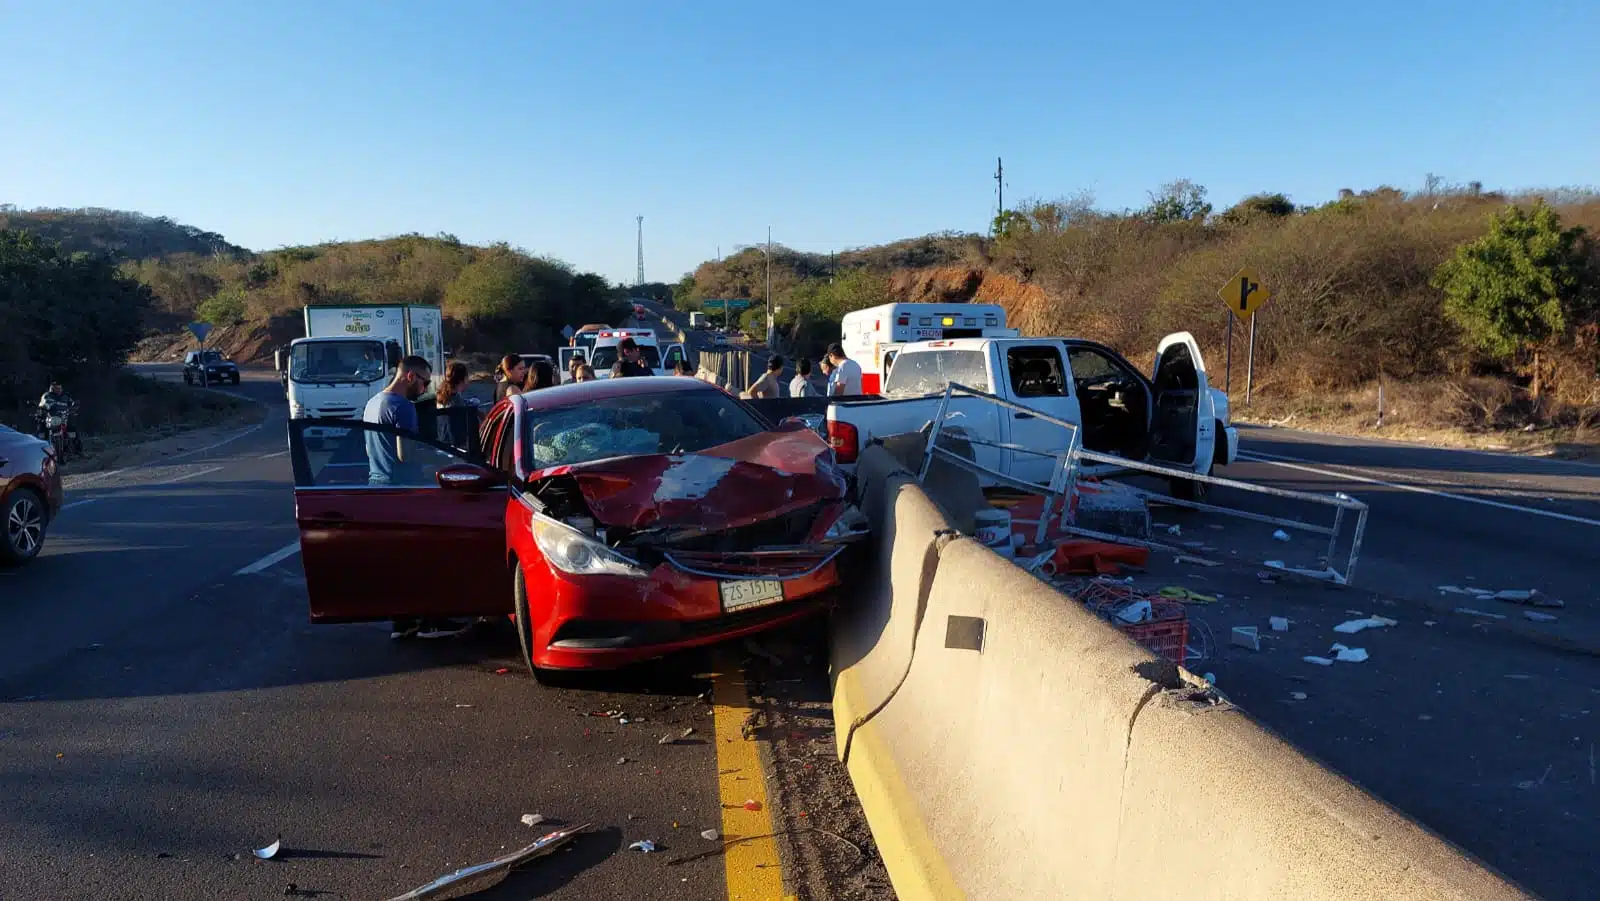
[888,266,1093,337]
[134,314,303,364]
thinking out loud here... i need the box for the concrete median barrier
[837,478,1528,900]
[831,444,952,762]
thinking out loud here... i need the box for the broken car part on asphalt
[384,823,589,901]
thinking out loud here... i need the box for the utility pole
[635,216,644,287]
[994,157,1004,231]
[765,226,773,346]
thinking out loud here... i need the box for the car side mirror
[437,462,501,491]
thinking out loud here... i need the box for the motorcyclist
[37,381,75,423]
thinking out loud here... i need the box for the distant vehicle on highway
[568,323,612,359]
[711,332,729,348]
[183,349,241,386]
[688,311,709,329]
[0,424,64,565]
[283,304,445,443]
[559,329,685,380]
[284,376,866,676]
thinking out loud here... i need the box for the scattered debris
[743,799,762,812]
[1165,524,1183,536]
[1524,611,1560,623]
[453,704,475,709]
[1115,600,1153,625]
[1516,765,1554,792]
[253,837,282,860]
[520,814,545,827]
[617,757,629,765]
[386,825,589,900]
[493,668,510,675]
[1256,571,1279,584]
[658,734,676,745]
[1303,656,1335,666]
[1263,561,1347,584]
[1423,620,1437,626]
[1334,615,1398,634]
[1493,590,1565,608]
[1505,674,1532,680]
[700,829,720,841]
[1174,554,1221,567]
[629,840,658,853]
[681,726,696,738]
[1271,529,1290,542]
[1230,626,1261,651]
[1158,586,1216,604]
[1453,607,1507,620]
[1290,692,1308,701]
[1269,616,1291,632]
[1329,643,1368,663]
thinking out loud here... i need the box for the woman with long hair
[435,360,469,409]
[524,358,557,391]
[434,360,477,451]
[496,354,527,403]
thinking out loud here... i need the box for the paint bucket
[974,508,1014,558]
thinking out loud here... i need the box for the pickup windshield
[590,345,662,370]
[523,391,766,470]
[291,341,388,384]
[883,349,990,397]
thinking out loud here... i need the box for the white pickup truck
[821,333,1238,496]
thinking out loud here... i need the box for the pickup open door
[288,419,512,623]
[1147,332,1217,474]
[557,347,583,383]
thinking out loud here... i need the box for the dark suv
[184,350,241,386]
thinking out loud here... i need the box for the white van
[559,329,686,380]
[839,303,1016,394]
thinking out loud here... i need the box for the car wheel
[231,373,241,386]
[183,372,192,385]
[2,488,46,566]
[512,564,566,686]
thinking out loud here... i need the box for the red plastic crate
[1119,617,1189,665]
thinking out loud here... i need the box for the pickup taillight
[826,420,860,464]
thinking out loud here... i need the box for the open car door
[288,419,512,622]
[1147,332,1217,472]
[557,347,582,383]
[663,343,687,374]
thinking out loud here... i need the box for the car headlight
[530,516,650,579]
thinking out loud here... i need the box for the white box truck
[284,305,446,437]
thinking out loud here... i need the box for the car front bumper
[525,558,841,671]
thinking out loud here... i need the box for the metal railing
[909,381,1370,585]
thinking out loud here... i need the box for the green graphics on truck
[303,305,408,343]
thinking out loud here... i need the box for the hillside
[679,182,1600,439]
[0,206,246,258]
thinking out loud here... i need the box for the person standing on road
[789,359,818,398]
[747,356,783,399]
[433,360,478,452]
[609,338,653,378]
[574,363,597,382]
[364,355,432,487]
[496,354,527,403]
[524,358,557,391]
[825,344,863,396]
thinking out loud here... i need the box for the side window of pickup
[1006,346,1068,397]
[883,350,990,396]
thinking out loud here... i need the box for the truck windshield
[884,349,990,397]
[590,345,662,370]
[291,341,388,383]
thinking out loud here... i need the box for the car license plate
[719,579,785,613]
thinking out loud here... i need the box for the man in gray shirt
[364,355,432,486]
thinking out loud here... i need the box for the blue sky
[3,1,1595,284]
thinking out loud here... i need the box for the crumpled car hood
[534,429,844,533]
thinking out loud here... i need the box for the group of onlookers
[744,343,862,399]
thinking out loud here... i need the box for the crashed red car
[288,377,866,675]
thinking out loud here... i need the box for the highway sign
[701,299,751,311]
[561,324,575,339]
[1218,268,1270,321]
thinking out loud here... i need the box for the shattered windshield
[884,349,990,397]
[523,391,766,470]
[590,344,662,370]
[290,341,388,383]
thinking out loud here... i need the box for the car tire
[512,564,567,686]
[2,487,47,566]
[231,373,241,386]
[183,372,192,385]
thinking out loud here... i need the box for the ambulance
[559,328,686,380]
[838,303,1016,394]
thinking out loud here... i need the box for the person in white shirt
[789,358,819,398]
[825,343,863,396]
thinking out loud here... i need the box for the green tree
[444,247,545,321]
[1432,202,1593,399]
[197,285,247,325]
[1219,193,1295,225]
[1140,179,1212,223]
[993,209,1030,240]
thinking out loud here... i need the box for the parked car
[1,424,65,565]
[285,376,867,677]
[823,332,1238,499]
[184,350,241,386]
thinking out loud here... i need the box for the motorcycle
[38,406,84,462]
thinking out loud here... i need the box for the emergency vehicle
[838,303,1017,394]
[558,329,686,380]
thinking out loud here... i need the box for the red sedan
[288,377,865,675]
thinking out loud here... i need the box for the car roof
[513,375,719,410]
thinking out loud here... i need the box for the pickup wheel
[1170,454,1215,503]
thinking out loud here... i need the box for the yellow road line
[711,649,789,901]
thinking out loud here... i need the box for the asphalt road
[0,366,778,901]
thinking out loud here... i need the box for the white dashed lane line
[234,541,302,576]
